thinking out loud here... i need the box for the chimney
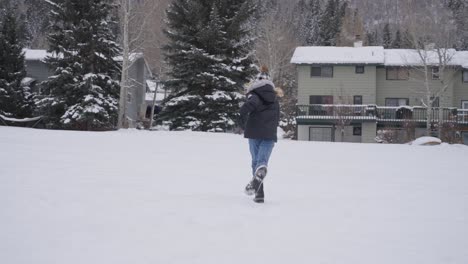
[354,35,363,47]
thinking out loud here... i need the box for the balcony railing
[296,104,468,124]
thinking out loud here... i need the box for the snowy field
[1,126,468,264]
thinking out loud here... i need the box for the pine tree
[446,0,468,49]
[159,0,257,132]
[23,0,50,48]
[0,4,33,118]
[293,0,309,44]
[319,0,346,46]
[392,29,402,48]
[402,29,414,49]
[366,30,378,46]
[337,7,365,46]
[382,23,392,49]
[38,0,121,130]
[304,0,322,45]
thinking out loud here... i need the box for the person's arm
[276,102,280,127]
[239,93,261,130]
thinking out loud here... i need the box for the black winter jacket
[239,80,280,142]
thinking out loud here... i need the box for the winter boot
[252,166,267,203]
[253,182,264,203]
[244,180,255,196]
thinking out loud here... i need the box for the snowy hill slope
[1,127,468,264]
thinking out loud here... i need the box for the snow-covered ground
[1,127,468,264]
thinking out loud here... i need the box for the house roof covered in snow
[291,46,385,65]
[383,49,461,66]
[24,49,50,61]
[453,51,468,69]
[23,49,144,62]
[291,46,468,67]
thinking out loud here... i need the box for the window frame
[355,65,365,74]
[432,67,440,80]
[309,95,334,105]
[310,66,322,77]
[386,67,409,80]
[353,126,362,136]
[431,96,440,107]
[127,92,132,103]
[385,98,410,107]
[463,70,468,83]
[462,100,468,109]
[353,95,363,105]
[310,65,334,78]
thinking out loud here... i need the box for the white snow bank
[21,77,36,86]
[0,114,42,122]
[410,136,442,146]
[277,126,285,139]
[1,127,468,264]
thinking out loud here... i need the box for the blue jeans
[249,139,275,177]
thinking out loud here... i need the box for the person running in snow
[239,66,281,203]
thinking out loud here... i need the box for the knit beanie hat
[256,65,270,81]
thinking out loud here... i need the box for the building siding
[25,61,53,83]
[362,123,377,143]
[297,65,377,105]
[335,125,361,143]
[376,68,455,107]
[453,70,468,108]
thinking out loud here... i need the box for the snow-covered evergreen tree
[292,0,322,45]
[159,0,257,132]
[38,0,121,130]
[0,5,33,118]
[23,0,50,48]
[446,0,468,50]
[392,29,402,48]
[319,0,346,46]
[366,30,378,46]
[401,29,415,49]
[303,0,322,45]
[382,23,392,49]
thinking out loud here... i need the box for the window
[310,96,333,104]
[462,101,468,109]
[462,101,468,123]
[431,97,440,107]
[353,126,362,136]
[386,67,409,80]
[432,67,440,80]
[353,96,363,105]
[127,92,132,103]
[311,67,321,77]
[311,66,333,78]
[385,98,409,106]
[463,70,468,83]
[355,66,365,74]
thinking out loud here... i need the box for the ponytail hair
[274,87,284,98]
